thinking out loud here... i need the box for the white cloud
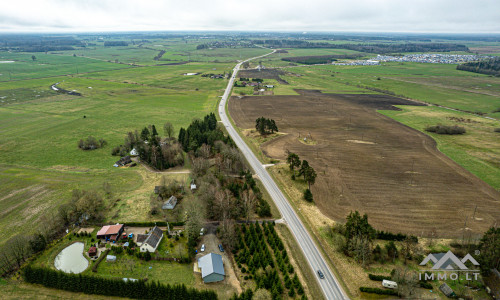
[0,0,498,33]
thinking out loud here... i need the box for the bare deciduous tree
[242,189,256,223]
[163,122,174,139]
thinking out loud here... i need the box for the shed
[88,246,97,257]
[439,283,456,298]
[197,253,225,283]
[162,195,178,210]
[106,255,117,262]
[123,242,129,248]
[190,182,197,191]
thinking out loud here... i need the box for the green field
[0,41,239,248]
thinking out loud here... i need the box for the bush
[494,128,500,133]
[359,287,398,295]
[78,136,107,150]
[425,125,466,135]
[368,274,392,281]
[420,281,433,289]
[303,189,313,202]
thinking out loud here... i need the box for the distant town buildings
[372,54,484,64]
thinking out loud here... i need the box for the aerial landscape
[0,1,499,299]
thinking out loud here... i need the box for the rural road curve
[219,50,349,300]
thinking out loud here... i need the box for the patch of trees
[103,41,128,46]
[195,41,254,50]
[233,223,306,300]
[282,55,362,65]
[255,117,278,135]
[58,189,105,226]
[23,266,217,299]
[328,211,421,267]
[112,124,184,170]
[252,40,469,54]
[478,226,500,274]
[286,151,317,191]
[78,136,107,150]
[178,113,233,153]
[425,124,466,135]
[153,50,166,61]
[457,57,500,76]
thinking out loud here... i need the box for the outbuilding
[162,195,178,210]
[197,253,225,283]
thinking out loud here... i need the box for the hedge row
[359,287,398,295]
[368,274,392,281]
[124,221,184,227]
[23,266,216,300]
[92,249,109,272]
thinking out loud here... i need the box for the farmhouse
[130,148,138,156]
[113,156,132,167]
[96,224,124,241]
[162,195,178,210]
[197,253,225,283]
[137,226,164,253]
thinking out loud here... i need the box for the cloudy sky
[0,0,498,33]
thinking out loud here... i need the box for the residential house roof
[198,253,225,279]
[143,226,163,249]
[136,234,149,244]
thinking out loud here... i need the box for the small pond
[54,242,88,274]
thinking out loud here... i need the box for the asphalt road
[218,51,349,300]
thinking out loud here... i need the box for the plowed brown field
[229,90,500,237]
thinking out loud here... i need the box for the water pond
[54,242,88,274]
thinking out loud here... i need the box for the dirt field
[229,90,500,238]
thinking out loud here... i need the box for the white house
[130,148,138,156]
[137,226,163,253]
[162,196,178,210]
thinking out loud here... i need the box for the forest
[252,39,469,53]
[457,57,500,76]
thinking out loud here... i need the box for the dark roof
[198,253,225,279]
[143,226,163,249]
[136,234,148,244]
[439,283,455,297]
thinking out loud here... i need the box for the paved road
[218,51,348,300]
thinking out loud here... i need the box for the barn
[198,253,225,283]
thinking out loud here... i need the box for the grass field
[0,48,232,247]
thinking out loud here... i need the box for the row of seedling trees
[233,222,306,299]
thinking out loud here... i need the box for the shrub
[244,276,249,280]
[78,136,107,150]
[420,281,433,289]
[359,287,398,295]
[368,274,392,281]
[494,128,500,133]
[303,189,313,202]
[425,125,466,135]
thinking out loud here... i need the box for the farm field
[229,91,500,237]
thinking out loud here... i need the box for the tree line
[23,266,217,300]
[103,41,128,46]
[252,39,469,54]
[457,57,500,76]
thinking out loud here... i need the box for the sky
[0,0,499,33]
